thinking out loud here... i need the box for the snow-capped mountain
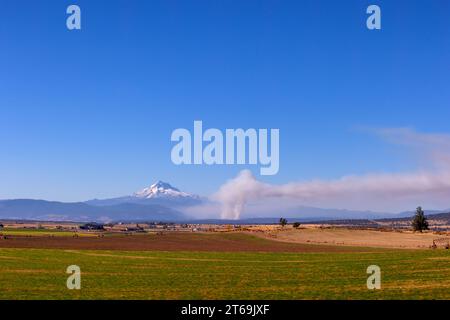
[133,181,197,199]
[0,181,201,222]
[85,181,201,207]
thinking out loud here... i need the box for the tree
[412,206,429,232]
[293,222,301,228]
[279,218,288,228]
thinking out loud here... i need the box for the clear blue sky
[1,0,449,201]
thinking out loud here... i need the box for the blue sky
[1,0,449,202]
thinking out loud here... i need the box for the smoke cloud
[211,128,450,219]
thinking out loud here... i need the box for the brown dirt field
[256,228,443,249]
[0,232,376,253]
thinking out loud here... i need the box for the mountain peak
[150,181,180,192]
[133,181,193,199]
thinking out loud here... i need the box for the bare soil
[0,232,375,252]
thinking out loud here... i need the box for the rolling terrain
[0,232,448,299]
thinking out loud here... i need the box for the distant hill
[0,199,184,222]
[280,205,393,220]
[183,211,450,226]
[0,181,201,222]
[426,212,450,221]
[180,217,350,225]
[85,181,202,207]
[376,211,450,223]
[299,211,450,227]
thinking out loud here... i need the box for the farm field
[0,233,449,300]
[0,232,376,252]
[258,228,443,249]
[0,228,97,238]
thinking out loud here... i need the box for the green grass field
[0,247,449,299]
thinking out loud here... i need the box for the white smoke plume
[212,128,450,219]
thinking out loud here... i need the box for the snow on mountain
[85,181,201,207]
[133,181,197,199]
